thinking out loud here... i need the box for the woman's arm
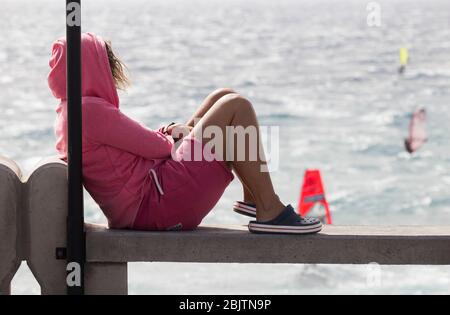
[84,104,174,160]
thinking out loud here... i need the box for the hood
[48,32,119,108]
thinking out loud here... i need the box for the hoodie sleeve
[84,103,174,160]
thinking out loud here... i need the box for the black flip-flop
[233,201,257,218]
[248,205,322,235]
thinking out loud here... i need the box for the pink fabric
[133,136,234,231]
[49,33,174,228]
[49,33,233,230]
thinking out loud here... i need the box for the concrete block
[25,157,69,295]
[0,156,22,295]
[85,263,128,295]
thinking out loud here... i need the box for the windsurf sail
[399,48,409,66]
[405,108,427,154]
[298,170,332,225]
[398,48,409,74]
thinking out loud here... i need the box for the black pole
[66,0,85,295]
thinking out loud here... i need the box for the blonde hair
[105,41,130,90]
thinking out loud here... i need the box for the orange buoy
[298,170,332,225]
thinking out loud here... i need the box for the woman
[48,33,322,234]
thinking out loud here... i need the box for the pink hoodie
[48,33,174,228]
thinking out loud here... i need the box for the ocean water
[1,0,450,294]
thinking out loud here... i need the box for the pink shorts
[132,137,234,231]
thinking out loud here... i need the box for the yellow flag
[400,48,409,66]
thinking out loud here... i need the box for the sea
[1,0,449,294]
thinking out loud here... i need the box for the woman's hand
[166,123,193,142]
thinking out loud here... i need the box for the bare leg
[186,88,236,128]
[234,173,256,204]
[188,88,256,205]
[190,93,284,221]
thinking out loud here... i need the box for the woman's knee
[218,93,254,114]
[209,88,237,103]
[214,87,236,96]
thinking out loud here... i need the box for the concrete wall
[1,156,450,295]
[0,156,127,295]
[0,156,22,295]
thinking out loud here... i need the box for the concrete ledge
[86,224,450,265]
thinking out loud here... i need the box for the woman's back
[49,34,173,228]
